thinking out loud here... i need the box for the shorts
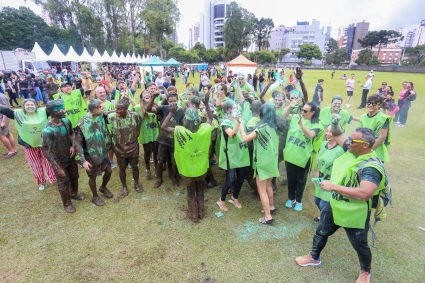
[85,156,111,177]
[0,119,10,136]
[116,155,139,169]
[157,143,174,161]
[347,91,353,97]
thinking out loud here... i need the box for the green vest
[360,111,392,162]
[174,124,213,177]
[284,116,324,168]
[329,152,387,229]
[218,119,250,170]
[134,105,159,144]
[13,108,48,147]
[320,107,352,132]
[77,115,112,166]
[315,141,345,201]
[240,100,252,123]
[54,90,87,128]
[253,125,280,181]
[102,100,116,112]
[216,97,229,123]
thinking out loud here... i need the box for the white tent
[102,51,112,62]
[79,48,93,62]
[118,52,126,63]
[141,55,146,62]
[31,42,49,61]
[64,46,81,62]
[136,54,142,63]
[91,49,103,63]
[130,53,137,64]
[124,53,131,64]
[110,51,119,62]
[48,44,66,62]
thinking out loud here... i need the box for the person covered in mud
[161,100,213,222]
[42,100,84,213]
[107,99,143,196]
[146,90,183,188]
[75,99,114,206]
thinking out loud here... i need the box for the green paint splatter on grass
[237,220,309,241]
[142,197,148,200]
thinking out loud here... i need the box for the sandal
[153,179,163,188]
[259,217,275,224]
[261,208,278,214]
[217,200,228,211]
[5,152,17,159]
[228,198,242,209]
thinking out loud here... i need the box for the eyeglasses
[348,137,369,144]
[302,110,309,113]
[367,102,380,106]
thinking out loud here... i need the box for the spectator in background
[0,91,17,158]
[259,72,265,92]
[5,73,20,108]
[345,74,355,108]
[247,74,253,86]
[312,79,324,108]
[252,72,258,92]
[357,74,373,109]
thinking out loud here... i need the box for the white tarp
[48,44,66,62]
[31,42,49,61]
[118,52,126,63]
[226,66,257,77]
[91,49,103,63]
[110,51,119,62]
[102,51,112,62]
[79,48,92,62]
[64,46,81,62]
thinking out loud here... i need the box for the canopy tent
[91,49,103,63]
[225,54,257,76]
[47,44,66,62]
[110,51,119,62]
[136,54,142,63]
[31,42,49,61]
[102,50,112,62]
[79,48,93,62]
[165,58,181,66]
[118,52,125,63]
[64,46,81,62]
[130,53,137,64]
[138,56,167,73]
[124,53,131,64]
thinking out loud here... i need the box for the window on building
[214,4,225,18]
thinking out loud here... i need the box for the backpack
[358,157,393,247]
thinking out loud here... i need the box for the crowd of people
[0,64,417,283]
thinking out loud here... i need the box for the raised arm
[203,91,213,124]
[330,113,348,147]
[146,90,160,113]
[104,66,113,90]
[131,66,141,92]
[0,105,16,119]
[259,79,275,104]
[161,102,177,135]
[283,97,302,119]
[239,120,257,142]
[295,67,308,103]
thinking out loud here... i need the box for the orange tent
[226,55,257,67]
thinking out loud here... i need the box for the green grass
[1,69,424,283]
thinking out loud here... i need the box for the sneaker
[92,196,105,206]
[285,199,295,208]
[110,161,117,169]
[356,270,371,283]
[294,202,303,211]
[395,121,400,125]
[397,124,405,127]
[38,184,45,191]
[295,253,321,267]
[346,104,350,108]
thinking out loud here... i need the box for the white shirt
[363,79,372,90]
[345,78,355,91]
[155,77,164,87]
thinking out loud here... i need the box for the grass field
[1,69,424,283]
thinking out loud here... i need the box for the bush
[303,60,312,65]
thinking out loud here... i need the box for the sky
[1,0,423,48]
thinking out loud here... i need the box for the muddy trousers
[183,174,206,222]
[54,160,79,207]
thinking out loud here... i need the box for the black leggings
[221,167,246,202]
[142,141,158,171]
[7,90,19,106]
[285,159,311,203]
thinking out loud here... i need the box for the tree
[356,48,374,65]
[223,2,256,54]
[253,17,274,50]
[191,42,207,61]
[203,49,219,64]
[404,45,425,65]
[327,38,338,54]
[358,30,403,58]
[368,56,380,66]
[333,48,347,66]
[296,44,322,61]
[325,53,334,65]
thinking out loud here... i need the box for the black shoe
[356,106,365,109]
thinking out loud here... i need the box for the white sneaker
[346,104,350,108]
[39,184,45,191]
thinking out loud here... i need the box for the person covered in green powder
[217,99,250,212]
[215,83,231,123]
[0,99,56,190]
[296,118,388,283]
[53,79,89,129]
[107,67,141,109]
[134,90,160,180]
[107,99,143,196]
[233,77,257,123]
[42,100,84,213]
[313,124,345,221]
[233,73,255,100]
[75,100,114,206]
[161,101,213,222]
[360,94,392,163]
[319,95,359,132]
[283,100,324,211]
[240,103,280,224]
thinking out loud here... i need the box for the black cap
[61,81,72,88]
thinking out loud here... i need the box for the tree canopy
[296,44,322,61]
[358,30,403,57]
[404,45,425,66]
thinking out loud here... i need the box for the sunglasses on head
[348,136,369,144]
[367,102,380,106]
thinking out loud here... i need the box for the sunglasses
[348,137,369,144]
[367,102,380,106]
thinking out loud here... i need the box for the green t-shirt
[174,124,213,177]
[253,125,280,181]
[13,108,48,148]
[134,104,159,144]
[53,90,87,128]
[320,107,352,132]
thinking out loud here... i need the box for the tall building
[338,26,348,38]
[405,30,415,47]
[344,21,370,59]
[395,27,407,47]
[273,19,326,64]
[40,9,52,26]
[412,20,425,47]
[188,22,200,49]
[351,47,402,65]
[269,25,290,51]
[199,0,231,49]
[167,25,178,44]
